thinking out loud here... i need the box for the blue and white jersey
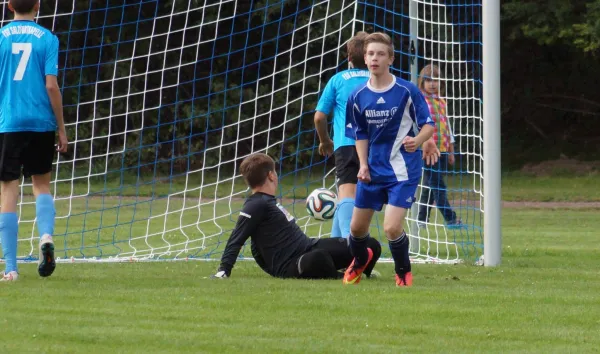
[345,76,434,183]
[315,68,370,151]
[0,20,59,133]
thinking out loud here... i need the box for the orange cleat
[343,248,374,285]
[395,272,413,287]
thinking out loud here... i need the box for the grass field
[1,207,599,353]
[1,174,600,353]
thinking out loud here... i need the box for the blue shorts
[355,180,419,211]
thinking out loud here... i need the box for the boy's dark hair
[239,153,276,189]
[347,31,369,69]
[10,0,38,14]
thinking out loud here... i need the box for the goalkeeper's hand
[211,270,228,279]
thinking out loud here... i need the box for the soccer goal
[2,0,500,265]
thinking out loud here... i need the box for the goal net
[1,0,483,264]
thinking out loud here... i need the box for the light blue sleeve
[315,75,336,114]
[45,35,59,76]
[345,92,368,140]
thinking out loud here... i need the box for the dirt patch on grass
[520,156,600,176]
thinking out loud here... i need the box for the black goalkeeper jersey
[218,192,318,277]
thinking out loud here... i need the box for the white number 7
[12,43,32,81]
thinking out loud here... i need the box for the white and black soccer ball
[305,188,338,221]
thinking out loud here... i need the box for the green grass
[2,208,599,353]
[39,170,600,202]
[501,173,600,202]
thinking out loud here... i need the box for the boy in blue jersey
[0,0,68,281]
[343,32,439,287]
[314,31,369,240]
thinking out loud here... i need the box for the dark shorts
[0,131,55,181]
[334,145,359,186]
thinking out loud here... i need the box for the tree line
[7,0,596,176]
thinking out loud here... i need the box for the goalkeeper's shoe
[38,234,56,278]
[342,247,374,285]
[395,272,413,287]
[0,271,19,282]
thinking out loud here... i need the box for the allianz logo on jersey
[364,106,398,118]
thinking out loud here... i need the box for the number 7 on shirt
[12,42,32,81]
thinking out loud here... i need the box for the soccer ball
[306,188,337,221]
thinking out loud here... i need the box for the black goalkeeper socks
[349,233,369,268]
[389,231,411,275]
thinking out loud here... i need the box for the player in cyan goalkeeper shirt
[0,0,68,281]
[343,32,439,287]
[212,153,381,280]
[314,31,370,240]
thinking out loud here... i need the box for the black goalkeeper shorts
[334,145,359,186]
[0,131,55,181]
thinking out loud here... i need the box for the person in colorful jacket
[417,64,462,229]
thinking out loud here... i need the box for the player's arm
[345,94,370,182]
[46,76,67,151]
[413,89,436,143]
[45,35,68,153]
[314,79,336,157]
[404,88,436,152]
[213,200,264,278]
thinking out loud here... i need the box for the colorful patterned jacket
[423,93,455,152]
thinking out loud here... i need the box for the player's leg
[384,205,412,286]
[0,133,24,281]
[417,168,433,226]
[386,181,420,287]
[343,182,384,284]
[284,249,340,279]
[363,237,382,277]
[312,238,352,269]
[312,237,381,277]
[24,132,56,277]
[330,209,342,238]
[0,180,20,281]
[331,146,359,238]
[429,155,458,225]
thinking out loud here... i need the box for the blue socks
[330,209,342,238]
[0,212,18,273]
[0,195,55,274]
[349,233,369,268]
[331,198,355,238]
[336,198,354,239]
[389,231,411,276]
[36,194,55,237]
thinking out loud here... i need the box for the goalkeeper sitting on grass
[212,153,381,280]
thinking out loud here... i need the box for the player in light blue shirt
[314,32,370,241]
[342,32,439,287]
[0,0,68,281]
